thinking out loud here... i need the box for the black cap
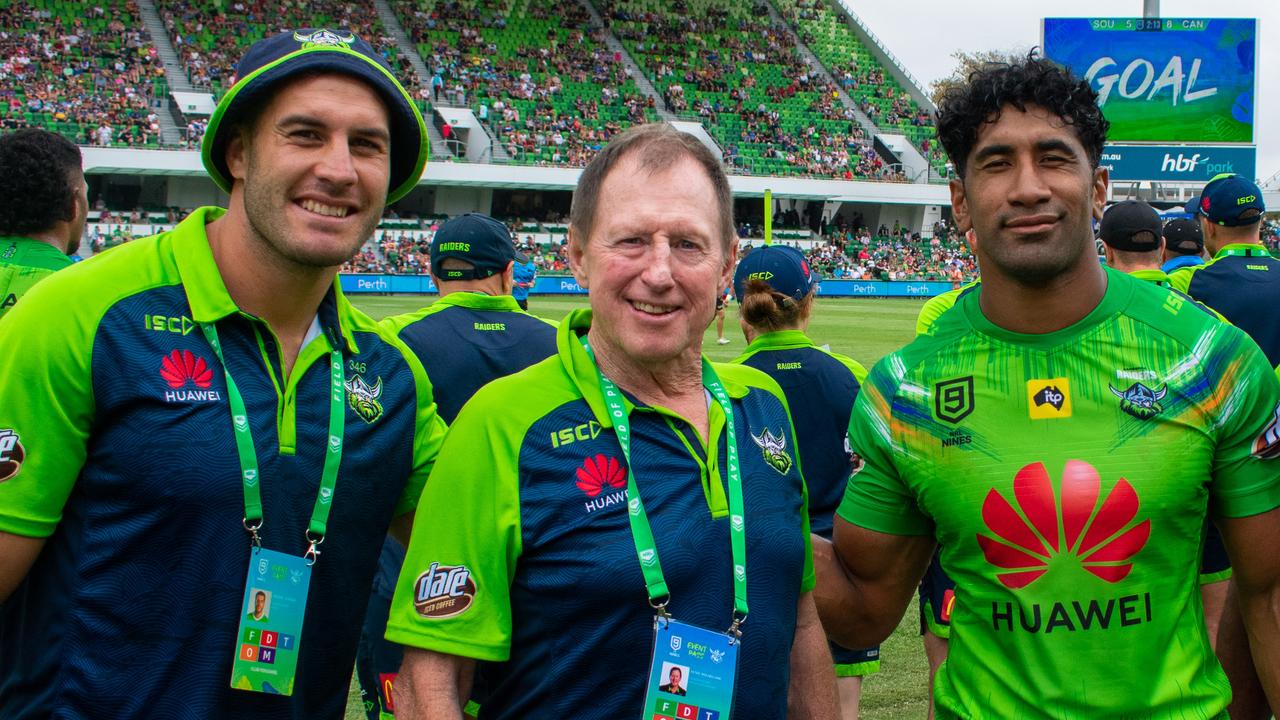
[430,214,528,281]
[201,29,427,204]
[1163,218,1204,256]
[1099,201,1163,252]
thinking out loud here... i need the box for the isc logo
[550,420,602,448]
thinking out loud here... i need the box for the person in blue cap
[1170,174,1280,718]
[0,28,447,718]
[729,245,878,719]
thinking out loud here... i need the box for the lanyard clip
[243,518,263,549]
[726,612,746,644]
[650,595,671,623]
[304,530,325,566]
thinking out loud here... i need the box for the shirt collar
[434,291,524,312]
[0,236,73,271]
[1160,255,1203,273]
[1127,268,1171,287]
[172,206,359,353]
[741,329,815,355]
[1214,243,1270,259]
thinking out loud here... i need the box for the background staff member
[0,128,87,319]
[357,212,557,720]
[386,123,838,719]
[730,245,878,720]
[1160,217,1205,275]
[0,29,446,718]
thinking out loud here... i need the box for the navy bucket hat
[201,28,427,204]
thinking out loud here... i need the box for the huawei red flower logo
[575,454,626,497]
[160,349,213,389]
[977,460,1150,589]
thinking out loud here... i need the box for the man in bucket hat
[0,29,446,718]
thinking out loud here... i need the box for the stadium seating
[392,0,657,167]
[774,0,947,176]
[0,0,167,146]
[599,0,902,180]
[154,0,422,99]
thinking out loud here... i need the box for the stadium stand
[600,0,902,180]
[775,0,948,176]
[0,0,167,146]
[392,0,657,166]
[153,0,423,100]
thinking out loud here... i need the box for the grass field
[344,294,933,720]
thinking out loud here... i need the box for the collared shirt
[732,329,867,538]
[382,291,556,425]
[0,235,73,319]
[386,309,815,720]
[0,207,447,718]
[1170,242,1280,366]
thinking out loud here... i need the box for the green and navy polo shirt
[0,235,73,319]
[732,330,867,539]
[381,292,558,425]
[1170,243,1280,367]
[0,207,447,719]
[387,309,815,719]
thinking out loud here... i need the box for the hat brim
[201,46,427,204]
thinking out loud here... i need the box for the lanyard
[201,322,346,565]
[580,336,748,637]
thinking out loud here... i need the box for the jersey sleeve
[1207,330,1280,518]
[389,335,449,516]
[0,274,96,537]
[384,396,524,661]
[837,369,934,536]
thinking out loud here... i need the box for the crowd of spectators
[603,0,904,181]
[0,2,166,146]
[155,0,421,98]
[396,0,653,168]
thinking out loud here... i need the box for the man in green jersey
[813,55,1280,718]
[0,129,87,318]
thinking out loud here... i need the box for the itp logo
[977,460,1150,589]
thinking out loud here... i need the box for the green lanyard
[580,337,749,637]
[201,322,346,565]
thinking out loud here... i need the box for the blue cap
[733,246,815,301]
[201,29,427,204]
[1196,173,1264,227]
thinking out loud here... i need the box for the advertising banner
[1100,144,1256,181]
[339,275,957,298]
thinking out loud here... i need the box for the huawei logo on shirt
[160,349,222,403]
[977,460,1150,589]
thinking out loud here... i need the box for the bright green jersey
[0,236,73,319]
[840,268,1280,719]
[916,281,979,336]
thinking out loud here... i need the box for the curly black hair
[0,129,83,236]
[936,53,1109,179]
